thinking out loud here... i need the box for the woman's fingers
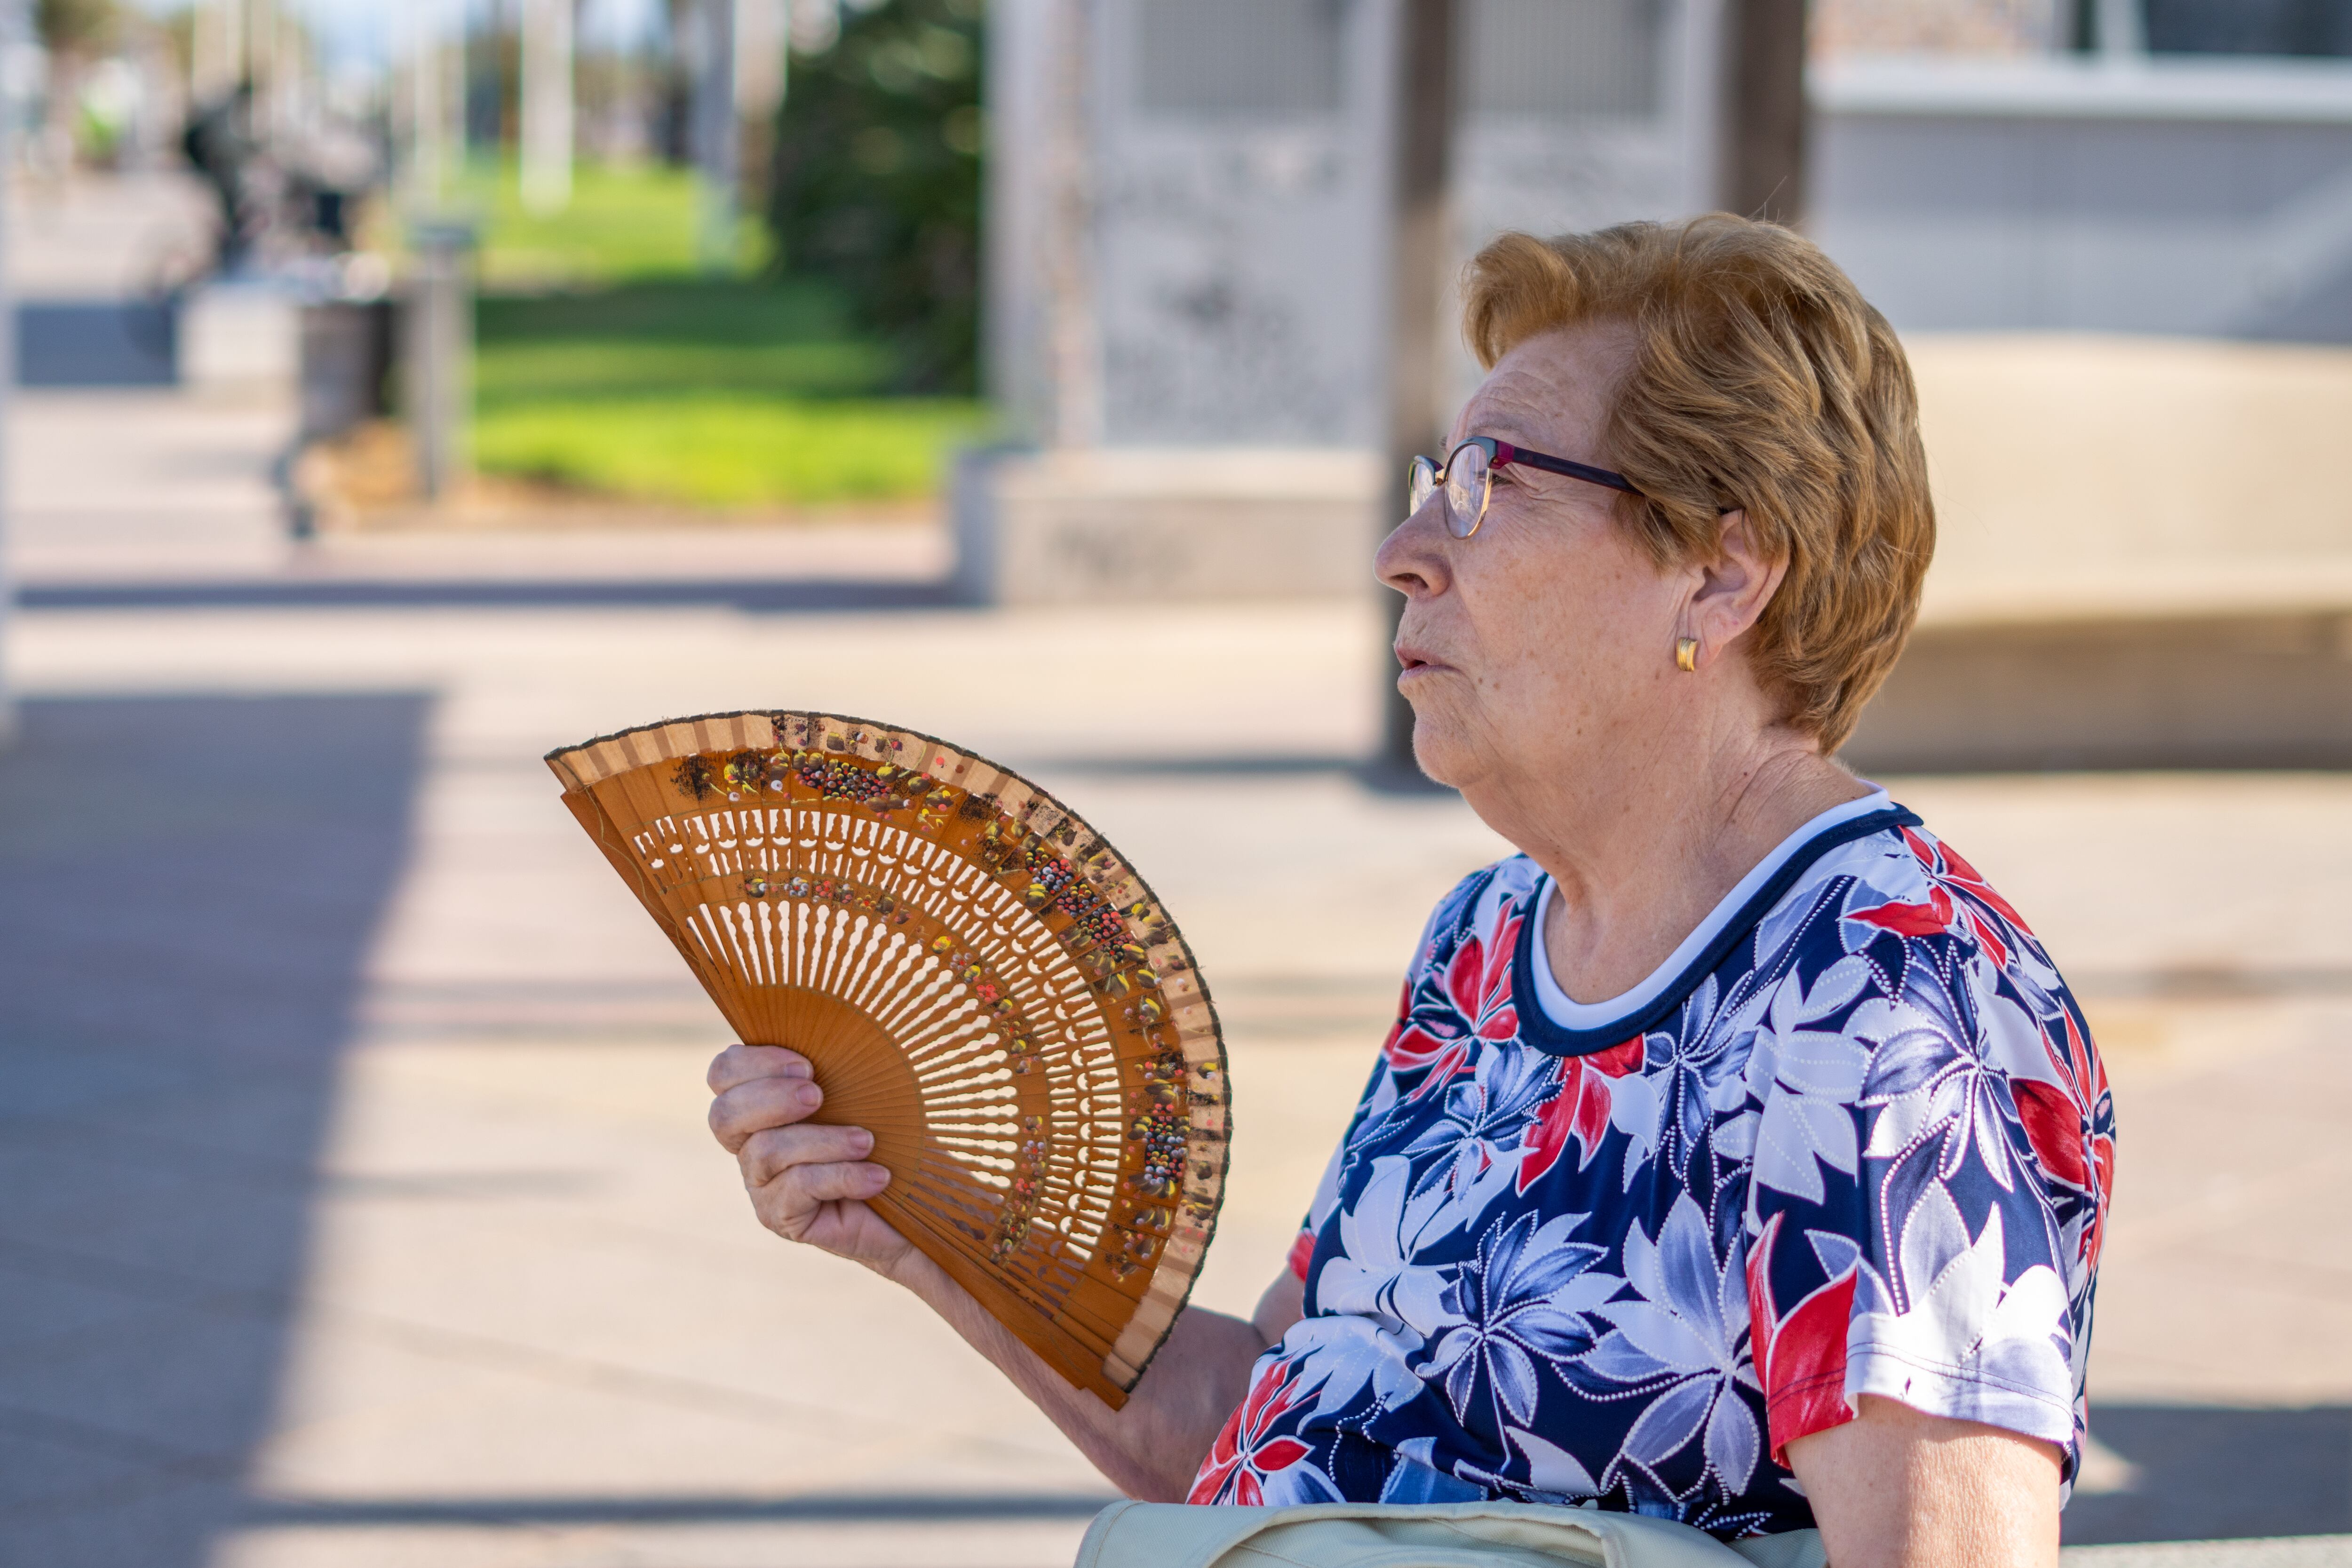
[747,1156,893,1244]
[705,1042,828,1156]
[706,1042,812,1095]
[738,1121,875,1186]
[761,1156,890,1209]
[704,1042,909,1274]
[708,1071,826,1153]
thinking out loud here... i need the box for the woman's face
[1377,322,1692,796]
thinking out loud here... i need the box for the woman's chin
[1405,718,1475,790]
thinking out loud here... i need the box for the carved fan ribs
[547,709,1228,1407]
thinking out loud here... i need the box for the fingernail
[863,1164,890,1189]
[852,1129,874,1154]
[795,1081,822,1108]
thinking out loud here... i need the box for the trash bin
[298,298,393,442]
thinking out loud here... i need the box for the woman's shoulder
[1750,814,2102,1120]
[1809,815,2058,983]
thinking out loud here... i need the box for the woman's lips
[1383,649,1439,682]
[1394,645,1452,677]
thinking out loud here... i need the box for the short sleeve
[1741,940,2086,1473]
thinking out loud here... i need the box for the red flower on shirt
[1875,828,2034,969]
[1188,1357,1320,1505]
[1386,910,1525,1094]
[1847,883,1958,942]
[2012,1004,2116,1266]
[1517,1034,1645,1191]
[1747,1211,1860,1465]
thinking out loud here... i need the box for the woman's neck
[1468,725,1870,1008]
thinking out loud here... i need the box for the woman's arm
[1786,1395,2062,1568]
[896,1247,1302,1498]
[709,1043,1303,1500]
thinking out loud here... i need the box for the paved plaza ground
[3,185,2350,1568]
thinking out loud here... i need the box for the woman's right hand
[706,1043,917,1280]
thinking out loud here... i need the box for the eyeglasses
[1407,437,1640,540]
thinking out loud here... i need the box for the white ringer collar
[1527,789,1894,1031]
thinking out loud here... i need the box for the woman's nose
[1376,491,1453,597]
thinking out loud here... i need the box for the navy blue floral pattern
[1188,812,2114,1538]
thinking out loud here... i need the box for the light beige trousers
[1073,1500,1828,1568]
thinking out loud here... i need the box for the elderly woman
[707,216,2115,1565]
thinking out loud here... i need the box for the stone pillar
[521,0,575,216]
[405,223,477,504]
[685,0,740,272]
[1719,0,1809,224]
[1376,0,1458,781]
[0,2,14,748]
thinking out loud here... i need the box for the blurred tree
[766,0,984,392]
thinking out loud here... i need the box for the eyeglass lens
[1406,446,1491,538]
[1407,456,1438,517]
[1443,442,1489,539]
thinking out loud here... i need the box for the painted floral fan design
[546,710,1228,1407]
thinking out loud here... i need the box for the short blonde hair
[1462,215,1934,753]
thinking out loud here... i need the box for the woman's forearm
[893,1248,1270,1499]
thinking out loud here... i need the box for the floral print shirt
[1188,797,2114,1538]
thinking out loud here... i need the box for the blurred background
[1,1,2349,1565]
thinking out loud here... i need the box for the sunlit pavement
[2,221,2348,1568]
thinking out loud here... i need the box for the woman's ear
[1682,509,1786,667]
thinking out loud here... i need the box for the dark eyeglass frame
[1407,436,1641,541]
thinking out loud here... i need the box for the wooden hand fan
[547,710,1228,1407]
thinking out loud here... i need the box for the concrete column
[247,0,275,124]
[737,0,786,119]
[1719,0,1808,224]
[1045,0,1098,449]
[1375,0,1457,780]
[0,0,15,746]
[407,1,453,207]
[2093,0,2147,56]
[193,0,243,101]
[686,0,739,272]
[735,0,786,201]
[405,223,477,504]
[521,0,575,215]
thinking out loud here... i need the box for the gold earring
[1675,637,1699,673]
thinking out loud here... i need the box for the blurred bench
[1845,335,2352,771]
[952,446,1382,605]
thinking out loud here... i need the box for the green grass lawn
[472,394,988,509]
[453,168,988,510]
[452,158,764,288]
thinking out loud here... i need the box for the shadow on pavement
[191,1404,2352,1544]
[234,1491,1120,1525]
[0,692,433,1566]
[19,579,965,613]
[2066,1404,2352,1545]
[1031,751,1461,796]
[1033,750,1364,778]
[16,300,178,387]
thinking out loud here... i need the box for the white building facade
[985,0,1737,450]
[987,0,2352,453]
[1811,52,2352,342]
